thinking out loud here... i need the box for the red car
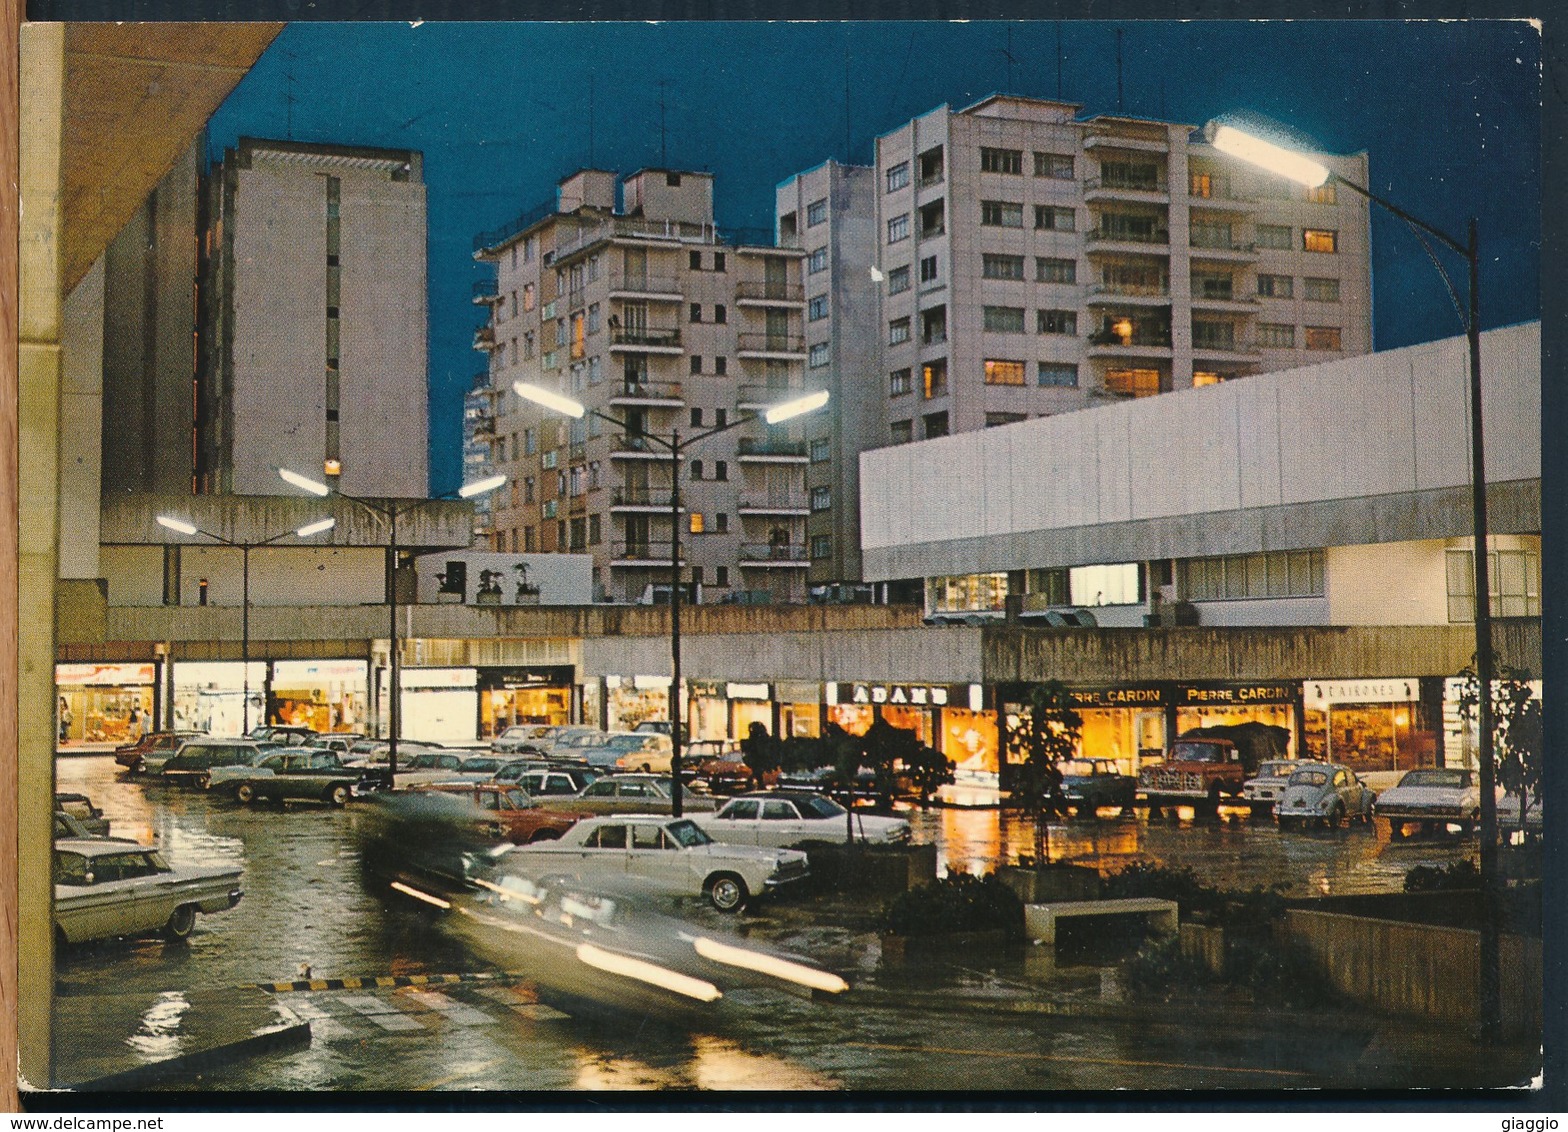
[114,731,204,771]
[418,783,581,844]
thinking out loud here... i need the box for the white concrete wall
[861,322,1540,564]
[101,544,384,607]
[59,257,104,579]
[414,550,593,606]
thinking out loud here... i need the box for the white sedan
[54,839,244,944]
[1374,767,1482,836]
[499,815,808,911]
[693,791,912,848]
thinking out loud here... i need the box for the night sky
[204,20,1542,495]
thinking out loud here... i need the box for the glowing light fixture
[324,458,343,477]
[513,382,586,419]
[692,936,849,994]
[763,389,830,424]
[155,516,198,536]
[278,467,331,496]
[294,518,337,538]
[458,473,508,499]
[1207,123,1330,188]
[574,943,722,1002]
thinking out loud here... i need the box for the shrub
[883,871,1025,939]
[1101,862,1285,933]
[1404,858,1481,893]
[1122,935,1346,1009]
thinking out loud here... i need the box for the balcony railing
[610,327,682,349]
[1088,328,1173,349]
[612,487,679,507]
[1192,335,1261,355]
[548,217,719,264]
[1188,183,1258,205]
[472,280,502,304]
[1084,174,1169,193]
[610,379,684,402]
[737,438,808,458]
[739,496,810,513]
[611,541,685,563]
[739,542,809,562]
[611,436,667,457]
[918,170,944,188]
[607,273,682,296]
[1090,281,1170,298]
[737,332,805,355]
[473,198,554,254]
[734,281,805,303]
[1189,239,1259,254]
[1086,228,1170,246]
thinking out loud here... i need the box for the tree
[1456,657,1542,836]
[904,742,956,810]
[1006,681,1083,866]
[738,721,780,781]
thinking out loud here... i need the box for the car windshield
[1172,741,1227,763]
[1258,762,1297,778]
[1289,769,1329,786]
[1400,769,1468,788]
[1058,760,1098,776]
[606,735,646,751]
[665,820,711,848]
[794,795,844,819]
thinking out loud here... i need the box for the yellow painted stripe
[309,979,329,991]
[342,977,362,990]
[376,976,394,987]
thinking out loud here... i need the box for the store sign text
[847,683,949,706]
[1178,684,1294,705]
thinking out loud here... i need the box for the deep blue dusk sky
[205,20,1542,495]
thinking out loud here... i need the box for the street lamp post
[1207,120,1502,1038]
[154,515,337,734]
[516,381,829,818]
[277,469,507,787]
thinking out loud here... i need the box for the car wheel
[706,872,748,913]
[325,784,350,807]
[164,905,197,940]
[1322,803,1344,830]
[235,782,255,804]
[197,773,211,790]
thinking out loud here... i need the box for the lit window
[689,513,704,534]
[1304,326,1342,351]
[922,361,947,399]
[1104,368,1162,397]
[983,359,1026,386]
[1070,563,1141,606]
[1303,229,1338,253]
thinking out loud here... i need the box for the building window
[980,147,1023,175]
[808,342,830,368]
[1036,257,1076,284]
[981,200,1024,228]
[807,198,828,226]
[715,513,728,534]
[690,356,704,375]
[1034,205,1075,231]
[1035,151,1074,179]
[1258,322,1296,348]
[715,565,729,587]
[1104,368,1162,397]
[714,252,725,272]
[922,360,947,398]
[1307,183,1337,204]
[808,247,828,274]
[689,250,703,271]
[690,408,704,427]
[523,527,536,552]
[982,254,1026,281]
[690,460,704,481]
[888,317,911,345]
[1304,325,1343,351]
[811,535,832,559]
[1256,224,1293,250]
[808,294,829,321]
[811,486,831,511]
[1193,272,1234,300]
[1036,309,1077,335]
[1192,371,1226,387]
[588,514,601,545]
[689,513,704,534]
[1192,320,1236,350]
[886,161,910,192]
[1038,362,1078,387]
[1190,221,1234,250]
[983,359,1026,386]
[809,437,830,462]
[919,200,945,237]
[1446,547,1541,621]
[887,265,911,294]
[523,476,535,504]
[690,303,703,323]
[984,306,1026,333]
[919,255,938,283]
[524,429,537,455]
[1303,228,1339,253]
[887,214,910,242]
[1179,550,1325,601]
[889,368,912,396]
[713,460,727,481]
[1070,562,1143,606]
[714,304,726,324]
[1304,277,1341,302]
[588,303,601,334]
[542,499,558,519]
[922,411,949,439]
[1257,273,1294,298]
[714,356,726,375]
[890,420,913,444]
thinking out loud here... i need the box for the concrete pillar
[17,22,66,1089]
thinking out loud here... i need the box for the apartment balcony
[736,383,804,411]
[1187,186,1259,213]
[472,280,503,305]
[1083,174,1170,205]
[1188,239,1261,263]
[470,370,504,396]
[1086,326,1173,359]
[737,438,808,463]
[1082,133,1170,154]
[610,540,686,568]
[1085,228,1171,256]
[470,413,497,440]
[568,441,587,462]
[610,436,671,461]
[1088,281,1170,306]
[739,542,810,567]
[607,273,684,302]
[548,217,720,265]
[734,280,806,308]
[1191,335,1265,362]
[738,497,810,517]
[737,332,807,360]
[1189,291,1261,314]
[611,487,682,512]
[609,326,684,355]
[609,379,685,408]
[473,325,501,351]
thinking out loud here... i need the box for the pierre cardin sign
[1069,685,1170,709]
[1176,682,1296,705]
[840,683,953,706]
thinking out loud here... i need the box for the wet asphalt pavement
[52,754,1493,1093]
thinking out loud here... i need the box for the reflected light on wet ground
[571,1033,839,1090]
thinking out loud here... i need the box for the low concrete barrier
[1025,898,1179,945]
[1283,909,1541,1039]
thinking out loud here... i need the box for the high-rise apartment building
[196,137,430,497]
[785,95,1372,589]
[474,168,814,604]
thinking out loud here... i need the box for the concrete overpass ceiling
[61,21,282,293]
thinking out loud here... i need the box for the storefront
[726,683,774,739]
[477,665,574,737]
[1440,675,1542,772]
[1174,681,1299,753]
[170,660,266,737]
[1068,684,1169,776]
[604,675,672,733]
[1303,677,1436,775]
[399,667,479,745]
[55,663,157,746]
[775,681,822,740]
[271,659,368,734]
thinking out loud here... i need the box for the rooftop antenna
[656,78,670,166]
[1115,28,1124,113]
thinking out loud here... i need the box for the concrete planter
[801,842,938,895]
[473,591,503,606]
[996,863,1101,905]
[880,928,1013,965]
[1179,922,1227,975]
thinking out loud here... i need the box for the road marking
[286,997,353,1041]
[840,1041,1312,1079]
[401,988,496,1026]
[338,994,428,1031]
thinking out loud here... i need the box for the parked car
[500,765,601,797]
[693,791,910,848]
[684,751,758,796]
[491,724,562,755]
[54,812,106,840]
[1276,763,1377,829]
[538,773,716,815]
[247,725,319,745]
[419,783,580,843]
[1058,759,1137,815]
[501,814,809,911]
[53,838,244,944]
[54,792,111,837]
[154,740,272,788]
[341,739,446,767]
[307,733,367,755]
[394,751,507,787]
[1495,788,1543,833]
[633,720,673,737]
[578,732,673,772]
[1242,760,1319,813]
[1374,767,1482,837]
[114,730,203,772]
[776,764,879,800]
[210,747,388,805]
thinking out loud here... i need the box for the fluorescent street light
[514,381,586,419]
[764,389,830,424]
[278,467,332,496]
[155,516,199,536]
[294,518,337,538]
[1206,123,1330,188]
[457,473,508,499]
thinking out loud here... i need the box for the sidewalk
[47,985,310,1091]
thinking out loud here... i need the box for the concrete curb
[66,1018,313,1092]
